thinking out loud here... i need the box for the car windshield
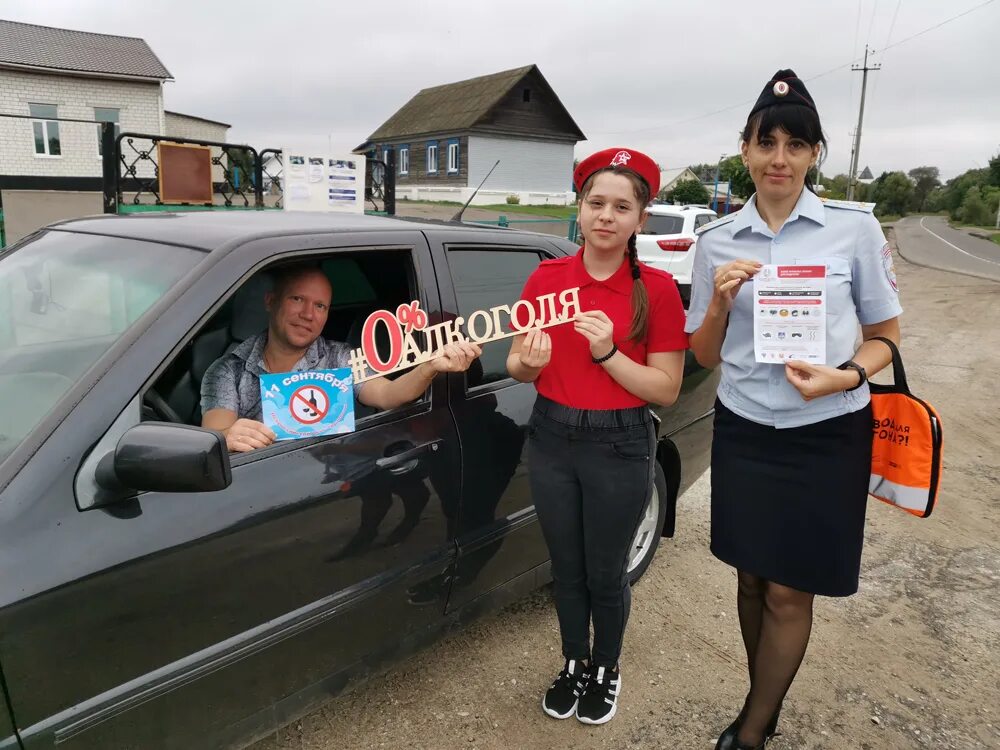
[0,230,202,465]
[642,214,685,235]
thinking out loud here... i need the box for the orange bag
[868,337,943,518]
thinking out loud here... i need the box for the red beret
[573,147,660,199]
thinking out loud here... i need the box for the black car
[0,211,718,749]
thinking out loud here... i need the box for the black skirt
[710,399,874,597]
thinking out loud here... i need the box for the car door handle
[375,439,442,470]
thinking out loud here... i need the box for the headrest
[230,272,273,341]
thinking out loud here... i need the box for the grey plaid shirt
[200,331,362,421]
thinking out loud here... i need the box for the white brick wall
[164,113,230,183]
[164,112,228,144]
[0,69,162,178]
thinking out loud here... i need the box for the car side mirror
[94,422,232,500]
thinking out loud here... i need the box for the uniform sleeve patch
[881,242,898,292]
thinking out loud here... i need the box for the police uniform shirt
[685,189,903,429]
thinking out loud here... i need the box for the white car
[636,204,718,305]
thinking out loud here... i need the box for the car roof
[647,204,716,216]
[43,210,551,252]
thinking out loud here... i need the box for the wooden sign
[158,142,213,204]
[347,287,581,383]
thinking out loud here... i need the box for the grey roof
[0,19,172,81]
[364,64,584,142]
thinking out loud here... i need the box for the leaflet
[753,265,826,364]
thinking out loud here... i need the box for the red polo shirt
[517,247,688,409]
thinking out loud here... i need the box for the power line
[866,0,881,48]
[587,0,995,138]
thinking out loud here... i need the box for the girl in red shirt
[506,148,687,724]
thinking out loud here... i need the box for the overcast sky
[3,0,997,180]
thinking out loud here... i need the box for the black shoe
[541,659,588,719]
[715,710,781,750]
[575,664,621,725]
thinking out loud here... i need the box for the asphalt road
[893,215,1000,282]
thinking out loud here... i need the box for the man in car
[201,264,481,452]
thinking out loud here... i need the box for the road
[251,235,1000,750]
[893,215,1000,282]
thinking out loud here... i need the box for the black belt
[532,394,651,431]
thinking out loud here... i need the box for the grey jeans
[527,395,655,668]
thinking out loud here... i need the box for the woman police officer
[506,148,688,725]
[685,70,902,749]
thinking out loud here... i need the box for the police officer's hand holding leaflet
[200,265,480,453]
[506,149,687,725]
[685,70,903,750]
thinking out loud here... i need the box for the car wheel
[627,461,668,584]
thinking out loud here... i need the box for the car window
[0,231,201,465]
[447,248,547,389]
[150,249,418,429]
[642,214,684,235]
[695,214,717,230]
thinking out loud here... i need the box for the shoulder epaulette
[820,198,876,214]
[695,214,737,235]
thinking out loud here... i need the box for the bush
[959,186,991,226]
[505,194,520,205]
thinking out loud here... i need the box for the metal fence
[101,124,395,216]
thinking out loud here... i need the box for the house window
[426,141,438,174]
[447,139,460,174]
[29,103,61,156]
[94,107,120,156]
[522,88,531,103]
[398,145,409,175]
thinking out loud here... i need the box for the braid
[627,233,649,343]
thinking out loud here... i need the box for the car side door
[424,229,568,610]
[0,231,460,749]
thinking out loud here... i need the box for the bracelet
[837,360,867,391]
[592,344,618,364]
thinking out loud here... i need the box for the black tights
[735,571,815,746]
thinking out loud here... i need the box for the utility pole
[847,45,881,202]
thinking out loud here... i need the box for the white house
[354,65,585,206]
[0,19,230,243]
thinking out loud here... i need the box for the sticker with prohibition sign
[291,385,329,424]
[259,367,355,441]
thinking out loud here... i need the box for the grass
[878,214,903,224]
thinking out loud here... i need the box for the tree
[823,173,851,200]
[959,186,991,226]
[988,152,1000,188]
[869,171,914,217]
[907,166,941,213]
[942,168,988,219]
[924,187,946,213]
[719,156,754,199]
[687,163,717,182]
[665,179,710,205]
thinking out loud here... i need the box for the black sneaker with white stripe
[575,664,621,725]
[542,659,589,719]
